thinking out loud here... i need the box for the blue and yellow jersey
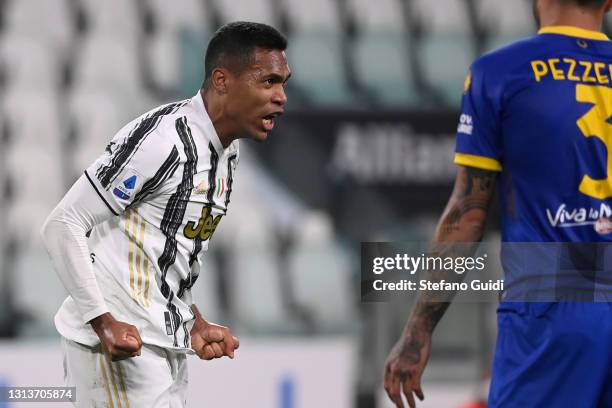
[456,26,612,243]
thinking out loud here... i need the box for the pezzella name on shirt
[531,58,612,85]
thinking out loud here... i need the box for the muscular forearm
[406,167,497,335]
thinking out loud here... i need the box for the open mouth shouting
[261,111,283,131]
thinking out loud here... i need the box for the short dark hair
[203,21,287,87]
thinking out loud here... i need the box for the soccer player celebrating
[41,22,290,407]
[384,0,612,407]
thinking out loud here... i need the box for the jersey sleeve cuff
[82,306,111,326]
[454,153,502,172]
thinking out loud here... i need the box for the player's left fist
[191,318,240,361]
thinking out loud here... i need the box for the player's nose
[271,86,287,106]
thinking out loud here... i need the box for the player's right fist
[90,312,143,361]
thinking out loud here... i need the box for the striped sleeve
[84,106,184,214]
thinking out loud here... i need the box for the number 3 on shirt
[577,84,612,199]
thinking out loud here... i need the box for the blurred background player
[40,22,290,407]
[384,0,612,407]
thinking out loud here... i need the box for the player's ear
[210,68,229,94]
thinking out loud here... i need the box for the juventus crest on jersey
[55,93,239,351]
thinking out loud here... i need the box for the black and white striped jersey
[55,93,239,351]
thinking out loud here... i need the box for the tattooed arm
[383,166,498,408]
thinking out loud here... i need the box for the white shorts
[61,337,188,407]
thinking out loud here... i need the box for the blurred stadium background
[0,0,611,407]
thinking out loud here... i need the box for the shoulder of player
[138,99,200,145]
[117,109,185,165]
[471,35,543,77]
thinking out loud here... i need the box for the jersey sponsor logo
[123,175,137,189]
[192,177,226,198]
[193,180,207,195]
[594,217,612,234]
[113,175,138,200]
[546,203,612,228]
[113,187,130,200]
[457,114,473,135]
[183,206,222,241]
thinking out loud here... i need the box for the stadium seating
[352,32,419,106]
[211,145,310,333]
[78,0,142,42]
[0,0,538,341]
[176,30,209,98]
[280,0,357,105]
[147,0,210,34]
[287,32,356,105]
[421,35,474,106]
[144,33,184,95]
[0,35,62,91]
[4,147,63,203]
[347,0,418,105]
[411,0,472,35]
[10,242,66,337]
[2,90,65,245]
[287,212,358,333]
[1,90,64,149]
[212,0,279,27]
[5,151,63,251]
[412,0,476,106]
[72,34,143,98]
[2,2,601,405]
[144,0,211,94]
[227,219,299,334]
[283,0,342,32]
[476,0,536,36]
[346,0,406,33]
[67,88,136,177]
[189,256,224,324]
[3,0,73,55]
[475,0,537,52]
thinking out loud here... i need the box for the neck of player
[200,88,237,148]
[538,1,607,32]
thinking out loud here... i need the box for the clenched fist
[190,306,239,360]
[90,313,142,361]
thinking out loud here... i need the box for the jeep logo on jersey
[183,206,222,241]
